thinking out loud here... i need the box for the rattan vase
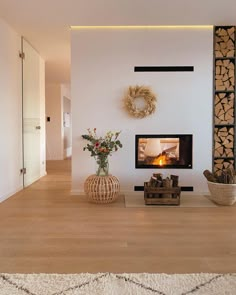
[207,181,236,206]
[84,174,120,204]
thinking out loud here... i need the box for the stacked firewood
[215,93,234,125]
[214,126,234,158]
[215,27,235,92]
[214,159,234,176]
[213,26,235,179]
[215,59,235,91]
[146,174,179,199]
[215,27,235,58]
[203,168,236,184]
[147,173,179,188]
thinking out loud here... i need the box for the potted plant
[82,128,122,176]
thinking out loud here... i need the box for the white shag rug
[0,272,236,295]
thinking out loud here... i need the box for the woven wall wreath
[124,85,157,118]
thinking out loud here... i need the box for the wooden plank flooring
[1,159,236,274]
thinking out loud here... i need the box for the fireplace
[135,134,193,169]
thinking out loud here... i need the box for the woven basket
[207,181,236,206]
[84,174,120,204]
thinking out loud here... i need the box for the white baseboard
[40,171,47,177]
[0,185,23,203]
[24,172,48,188]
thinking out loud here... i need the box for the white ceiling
[0,0,236,84]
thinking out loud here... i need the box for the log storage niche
[213,26,236,176]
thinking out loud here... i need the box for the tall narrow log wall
[213,26,236,175]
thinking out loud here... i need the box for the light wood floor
[1,159,236,274]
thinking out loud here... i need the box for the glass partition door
[22,38,41,187]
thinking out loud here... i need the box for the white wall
[0,18,23,201]
[71,28,213,193]
[45,83,72,160]
[39,57,46,177]
[61,84,72,158]
[63,96,72,158]
[46,84,63,160]
[61,83,71,100]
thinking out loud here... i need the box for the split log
[147,176,161,198]
[227,27,235,36]
[227,50,234,57]
[171,175,179,187]
[203,170,217,182]
[153,173,163,182]
[216,60,223,66]
[162,177,173,198]
[215,51,223,58]
[215,66,221,75]
[216,28,227,36]
[222,35,229,43]
[148,176,161,187]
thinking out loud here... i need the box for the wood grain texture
[1,159,236,274]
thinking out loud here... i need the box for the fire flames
[153,154,168,166]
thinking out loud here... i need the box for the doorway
[22,38,45,187]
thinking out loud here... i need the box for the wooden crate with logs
[144,174,181,205]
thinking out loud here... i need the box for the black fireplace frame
[135,134,193,169]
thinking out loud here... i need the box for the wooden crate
[144,182,181,206]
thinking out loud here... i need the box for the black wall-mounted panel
[134,66,194,72]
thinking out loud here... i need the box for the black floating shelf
[214,124,235,127]
[214,57,235,60]
[134,186,193,192]
[215,25,234,29]
[134,66,194,72]
[215,90,235,93]
[214,157,235,160]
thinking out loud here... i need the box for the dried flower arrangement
[124,85,157,118]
